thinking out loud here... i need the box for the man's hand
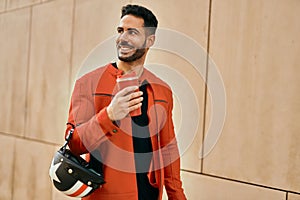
[107,86,143,121]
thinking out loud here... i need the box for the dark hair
[121,4,158,35]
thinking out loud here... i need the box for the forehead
[118,14,144,29]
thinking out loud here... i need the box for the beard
[117,40,147,62]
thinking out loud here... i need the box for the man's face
[116,15,147,62]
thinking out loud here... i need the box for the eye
[117,28,124,34]
[128,30,138,35]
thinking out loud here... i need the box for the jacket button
[112,129,118,133]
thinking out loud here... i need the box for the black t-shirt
[111,63,158,199]
[132,83,159,200]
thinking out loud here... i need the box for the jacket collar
[106,63,166,93]
[106,63,123,78]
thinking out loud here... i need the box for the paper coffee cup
[116,76,141,116]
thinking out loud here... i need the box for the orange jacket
[66,63,187,200]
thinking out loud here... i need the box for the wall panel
[13,138,54,200]
[6,0,40,10]
[0,8,30,136]
[0,0,5,12]
[180,172,285,200]
[204,0,300,193]
[25,0,73,144]
[0,135,15,200]
[289,193,300,200]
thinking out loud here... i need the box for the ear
[146,35,155,48]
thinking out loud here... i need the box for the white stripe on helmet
[63,180,92,197]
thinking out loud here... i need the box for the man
[66,4,187,200]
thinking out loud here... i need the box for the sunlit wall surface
[0,0,299,199]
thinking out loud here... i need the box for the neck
[117,54,147,77]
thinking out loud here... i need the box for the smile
[118,45,135,54]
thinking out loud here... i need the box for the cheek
[115,36,121,44]
[131,40,146,49]
[129,34,146,45]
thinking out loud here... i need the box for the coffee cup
[116,75,141,116]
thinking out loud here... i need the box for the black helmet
[49,127,105,198]
[49,148,105,198]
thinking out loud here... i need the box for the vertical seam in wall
[68,0,76,93]
[24,6,33,138]
[10,139,16,199]
[201,0,213,173]
[286,192,288,200]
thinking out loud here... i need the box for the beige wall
[0,0,299,199]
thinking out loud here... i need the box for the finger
[119,90,142,102]
[128,103,142,112]
[117,86,139,97]
[128,97,143,107]
[125,91,143,102]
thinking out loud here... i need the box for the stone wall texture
[0,0,299,199]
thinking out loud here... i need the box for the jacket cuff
[96,107,119,135]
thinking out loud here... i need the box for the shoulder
[144,68,173,99]
[76,64,110,83]
[72,63,112,94]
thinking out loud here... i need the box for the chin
[118,54,135,62]
[118,57,134,62]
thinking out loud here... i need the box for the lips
[118,44,135,54]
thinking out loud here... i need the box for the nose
[117,31,129,43]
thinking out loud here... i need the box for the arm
[66,77,143,155]
[66,78,121,155]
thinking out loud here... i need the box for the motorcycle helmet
[49,124,105,197]
[49,147,105,198]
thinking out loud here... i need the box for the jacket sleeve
[65,78,121,155]
[160,91,187,200]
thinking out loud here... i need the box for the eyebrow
[128,28,140,33]
[117,27,141,33]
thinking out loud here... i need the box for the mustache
[117,42,134,48]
